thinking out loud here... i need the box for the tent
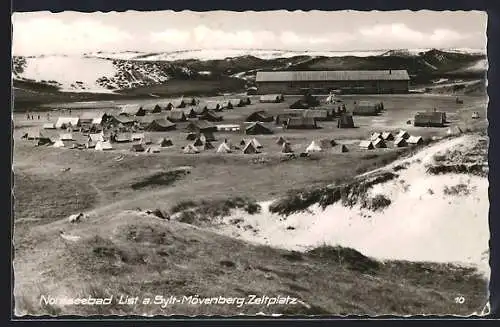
[53,139,72,148]
[372,138,387,148]
[43,123,56,129]
[80,112,108,125]
[303,109,330,121]
[359,140,375,150]
[146,146,161,153]
[185,120,217,133]
[228,99,244,108]
[370,132,382,141]
[183,144,200,154]
[394,137,408,147]
[119,104,146,116]
[281,142,293,153]
[320,139,337,148]
[37,137,53,146]
[142,103,162,113]
[204,101,222,111]
[131,133,145,141]
[217,142,232,153]
[353,101,379,116]
[337,114,355,128]
[250,138,263,149]
[142,138,153,145]
[145,119,176,132]
[276,136,287,146]
[131,144,146,152]
[245,122,273,135]
[246,111,274,123]
[305,141,322,153]
[396,130,410,140]
[113,133,132,143]
[59,133,74,141]
[337,144,349,153]
[243,141,259,154]
[166,109,187,122]
[95,141,113,151]
[89,133,105,143]
[285,117,317,129]
[259,94,284,103]
[200,110,223,122]
[192,137,204,147]
[381,132,394,141]
[186,133,198,141]
[157,138,173,147]
[200,132,216,142]
[55,117,80,129]
[171,98,186,108]
[201,141,215,150]
[407,136,424,145]
[414,111,446,127]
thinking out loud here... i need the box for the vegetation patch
[443,183,471,196]
[307,245,381,274]
[426,164,487,177]
[130,168,190,190]
[171,197,261,226]
[269,171,398,216]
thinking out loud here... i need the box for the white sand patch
[210,135,490,277]
[18,56,117,93]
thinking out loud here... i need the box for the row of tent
[119,97,252,117]
[360,130,424,149]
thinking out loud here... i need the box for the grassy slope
[14,210,487,316]
[12,93,489,316]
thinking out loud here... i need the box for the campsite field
[12,93,489,316]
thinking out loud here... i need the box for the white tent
[89,133,105,142]
[59,133,74,141]
[407,136,424,145]
[396,130,410,140]
[251,138,263,149]
[359,140,375,150]
[55,117,79,129]
[217,142,232,153]
[305,141,322,153]
[370,132,382,141]
[95,140,113,151]
[43,123,56,129]
[53,139,67,148]
[183,144,200,154]
[131,133,145,141]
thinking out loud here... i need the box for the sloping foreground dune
[14,209,488,316]
[211,134,490,277]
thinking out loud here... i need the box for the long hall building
[255,70,410,95]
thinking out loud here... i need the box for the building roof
[256,70,410,82]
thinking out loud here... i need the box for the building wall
[256,80,409,94]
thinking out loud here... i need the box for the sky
[12,10,487,56]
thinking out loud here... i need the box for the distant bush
[269,171,398,216]
[307,245,381,274]
[361,194,392,211]
[171,196,261,226]
[443,183,471,196]
[426,164,487,177]
[170,200,197,214]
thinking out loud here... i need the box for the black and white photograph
[12,9,490,317]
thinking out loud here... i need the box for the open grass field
[12,92,489,316]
